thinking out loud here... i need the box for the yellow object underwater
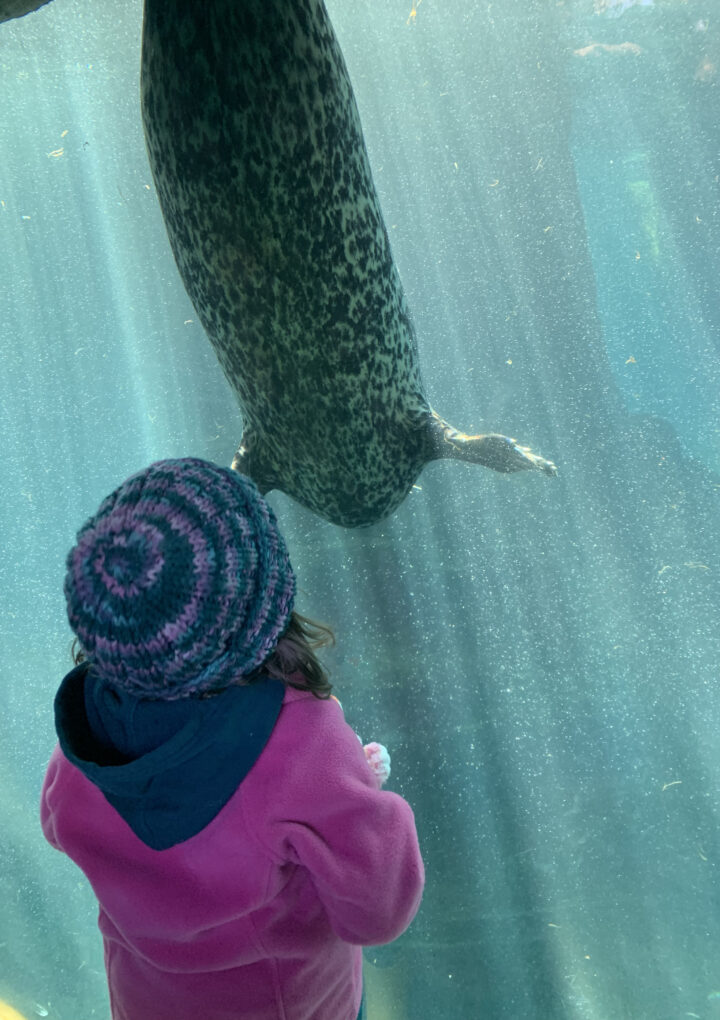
[0,999,31,1020]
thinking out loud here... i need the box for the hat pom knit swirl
[64,458,296,700]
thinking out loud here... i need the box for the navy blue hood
[54,662,285,851]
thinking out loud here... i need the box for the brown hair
[247,611,334,699]
[71,611,334,699]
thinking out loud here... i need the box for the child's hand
[363,742,391,786]
[334,698,391,786]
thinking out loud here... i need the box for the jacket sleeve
[247,692,424,946]
[39,745,64,852]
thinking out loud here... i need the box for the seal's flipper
[231,430,279,496]
[427,411,558,477]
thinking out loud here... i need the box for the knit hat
[64,458,296,700]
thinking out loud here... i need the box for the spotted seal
[0,1,52,20]
[137,0,556,527]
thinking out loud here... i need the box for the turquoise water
[1,1,719,1017]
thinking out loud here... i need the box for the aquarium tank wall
[1,0,719,1017]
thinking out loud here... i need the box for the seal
[0,0,52,22]
[140,0,557,527]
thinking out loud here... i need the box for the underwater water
[1,0,719,1017]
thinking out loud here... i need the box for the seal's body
[141,0,555,526]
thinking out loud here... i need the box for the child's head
[64,458,296,701]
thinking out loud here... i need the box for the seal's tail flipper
[427,411,558,477]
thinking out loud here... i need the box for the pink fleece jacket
[40,687,424,1020]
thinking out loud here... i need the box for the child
[41,458,424,1020]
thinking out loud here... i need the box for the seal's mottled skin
[141,0,556,527]
[0,0,52,22]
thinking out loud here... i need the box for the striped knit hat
[64,458,296,700]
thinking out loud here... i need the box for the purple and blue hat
[64,458,296,700]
